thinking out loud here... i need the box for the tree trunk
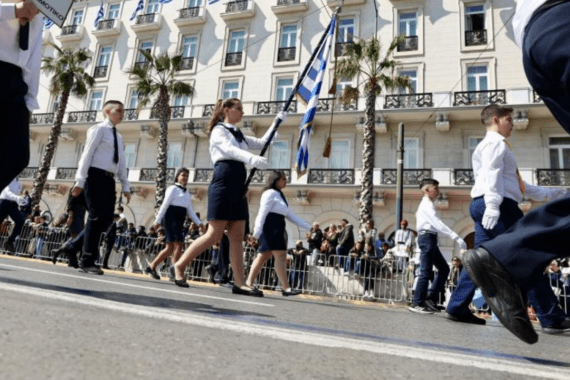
[154,87,170,214]
[31,90,70,207]
[359,90,376,227]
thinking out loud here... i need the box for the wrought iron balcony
[136,13,156,25]
[133,61,150,70]
[203,104,215,117]
[55,167,77,180]
[94,66,108,78]
[308,169,355,184]
[225,52,243,66]
[278,0,301,4]
[61,25,78,36]
[20,167,38,179]
[30,113,55,125]
[335,41,354,57]
[465,29,487,46]
[140,168,175,182]
[536,169,570,186]
[226,0,249,12]
[453,90,506,106]
[151,106,185,120]
[533,90,542,103]
[316,97,357,112]
[381,169,432,185]
[68,111,97,123]
[385,93,433,109]
[277,47,296,62]
[179,7,200,19]
[179,57,194,71]
[454,169,475,186]
[251,169,291,184]
[194,169,214,183]
[124,109,139,121]
[256,100,297,114]
[397,36,418,52]
[96,19,115,30]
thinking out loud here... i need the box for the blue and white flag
[94,1,105,27]
[130,0,145,21]
[159,0,172,3]
[208,0,220,5]
[295,15,337,176]
[43,16,54,29]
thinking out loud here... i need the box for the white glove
[548,188,568,201]
[276,111,287,123]
[250,155,268,170]
[482,204,500,230]
[455,238,467,251]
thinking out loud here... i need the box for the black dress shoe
[282,288,302,296]
[424,299,441,313]
[144,266,161,280]
[51,247,65,265]
[463,247,537,344]
[542,318,570,334]
[78,265,104,275]
[232,285,263,297]
[444,312,486,325]
[174,279,189,288]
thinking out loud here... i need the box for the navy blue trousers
[0,200,24,244]
[64,229,85,253]
[413,233,449,305]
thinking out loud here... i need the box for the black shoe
[232,285,263,297]
[424,299,441,313]
[51,247,66,265]
[78,265,104,275]
[444,312,486,325]
[542,318,570,334]
[145,266,161,280]
[282,288,302,297]
[174,279,189,288]
[409,302,434,314]
[463,247,537,344]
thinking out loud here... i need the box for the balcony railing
[171,106,185,119]
[96,19,115,30]
[225,52,243,66]
[136,13,156,25]
[533,90,542,103]
[140,168,175,182]
[335,41,354,57]
[203,104,215,117]
[30,113,55,125]
[124,108,139,121]
[454,169,475,186]
[397,36,418,52]
[277,47,296,62]
[308,169,355,184]
[536,169,570,186]
[385,93,433,109]
[194,169,214,182]
[55,167,77,180]
[20,167,38,179]
[179,7,200,19]
[251,169,291,184]
[381,169,432,185]
[316,97,357,112]
[68,111,97,123]
[465,29,487,46]
[277,0,301,4]
[61,25,78,36]
[226,0,248,12]
[94,66,108,78]
[256,100,297,114]
[453,90,506,106]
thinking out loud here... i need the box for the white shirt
[75,118,130,192]
[416,196,465,248]
[0,178,21,202]
[471,131,555,208]
[0,5,42,111]
[209,122,276,165]
[154,184,201,226]
[253,189,311,239]
[513,0,546,48]
[394,228,413,247]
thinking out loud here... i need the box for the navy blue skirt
[207,160,248,221]
[258,212,287,252]
[164,205,186,242]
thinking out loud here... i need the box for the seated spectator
[289,241,308,290]
[344,240,363,275]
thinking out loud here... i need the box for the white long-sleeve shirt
[0,178,21,202]
[154,184,201,226]
[209,122,277,165]
[394,228,413,247]
[75,118,130,192]
[0,4,42,111]
[253,189,311,239]
[471,131,559,209]
[416,196,465,248]
[513,0,547,48]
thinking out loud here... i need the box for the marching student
[409,178,467,315]
[72,100,131,275]
[145,167,202,281]
[0,177,24,253]
[246,170,311,296]
[173,98,283,296]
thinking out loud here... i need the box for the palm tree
[31,43,94,207]
[128,50,195,212]
[335,36,411,226]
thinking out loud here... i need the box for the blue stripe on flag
[130,0,145,21]
[94,1,104,27]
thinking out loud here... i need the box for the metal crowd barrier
[549,272,570,316]
[0,222,70,260]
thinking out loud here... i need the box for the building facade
[26,0,566,257]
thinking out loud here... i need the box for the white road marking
[0,262,272,307]
[1,282,569,380]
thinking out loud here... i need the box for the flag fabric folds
[208,0,220,5]
[159,0,172,3]
[94,1,104,27]
[130,0,145,21]
[43,16,54,29]
[295,15,337,177]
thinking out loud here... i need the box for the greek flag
[94,1,105,27]
[130,0,145,21]
[295,15,337,176]
[159,0,172,3]
[208,0,220,5]
[43,17,54,29]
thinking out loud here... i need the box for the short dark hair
[419,178,439,190]
[342,219,349,224]
[103,100,124,109]
[481,105,513,126]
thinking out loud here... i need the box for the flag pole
[243,6,342,194]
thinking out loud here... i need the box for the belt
[397,241,406,244]
[419,230,437,236]
[532,0,570,19]
[0,61,23,77]
[89,166,115,179]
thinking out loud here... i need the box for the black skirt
[258,212,287,252]
[164,205,186,242]
[207,160,248,221]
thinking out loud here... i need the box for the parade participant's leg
[273,251,301,296]
[427,245,449,311]
[526,275,570,334]
[6,202,24,247]
[246,251,272,287]
[172,242,184,264]
[411,235,436,313]
[146,243,174,280]
[52,229,83,267]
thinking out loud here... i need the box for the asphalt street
[1,255,569,380]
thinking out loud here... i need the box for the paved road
[1,255,569,380]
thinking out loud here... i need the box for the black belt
[397,241,406,244]
[533,0,570,19]
[89,167,115,179]
[419,230,437,236]
[0,61,23,77]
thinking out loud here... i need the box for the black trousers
[81,168,116,265]
[0,200,25,244]
[0,62,30,191]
